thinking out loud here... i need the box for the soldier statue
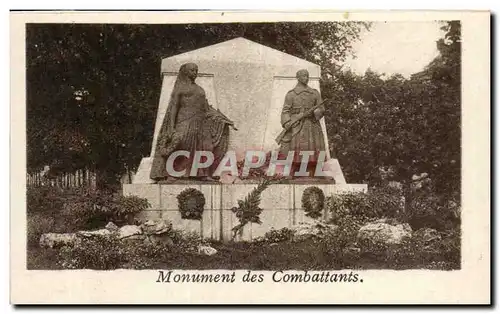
[278,69,326,177]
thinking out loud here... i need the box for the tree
[410,21,461,197]
[323,21,461,206]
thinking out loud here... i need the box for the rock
[198,245,217,256]
[118,225,143,239]
[39,233,79,248]
[358,221,412,245]
[77,229,111,238]
[414,227,441,243]
[105,222,119,232]
[142,220,172,235]
[372,218,401,225]
[121,234,147,243]
[291,220,337,242]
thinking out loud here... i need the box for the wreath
[302,186,325,219]
[177,188,206,220]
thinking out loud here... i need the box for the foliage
[27,214,55,248]
[231,178,274,239]
[405,191,461,231]
[27,186,66,214]
[27,186,149,234]
[326,186,459,231]
[55,227,204,270]
[357,227,461,270]
[57,235,125,270]
[61,187,150,230]
[301,186,325,219]
[168,229,203,253]
[38,223,460,270]
[177,188,206,220]
[114,195,151,224]
[119,240,172,269]
[324,21,461,202]
[320,215,364,265]
[258,227,295,244]
[327,187,402,224]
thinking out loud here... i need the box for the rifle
[275,98,330,144]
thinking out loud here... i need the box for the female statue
[150,63,236,181]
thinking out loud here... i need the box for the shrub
[27,187,150,232]
[61,188,150,230]
[112,195,151,225]
[27,186,65,214]
[406,193,461,231]
[262,227,295,243]
[55,226,204,270]
[57,235,125,270]
[327,186,403,224]
[27,214,55,247]
[320,215,364,265]
[357,227,461,269]
[120,241,172,269]
[168,229,202,253]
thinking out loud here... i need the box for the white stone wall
[123,183,367,242]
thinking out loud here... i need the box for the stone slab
[122,182,367,241]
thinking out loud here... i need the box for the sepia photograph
[10,10,490,304]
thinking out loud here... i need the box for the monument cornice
[161,71,214,77]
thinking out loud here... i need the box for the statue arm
[280,93,293,128]
[313,90,325,120]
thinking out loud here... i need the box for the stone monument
[123,37,367,241]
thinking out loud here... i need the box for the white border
[8,9,492,306]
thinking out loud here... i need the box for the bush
[320,215,364,266]
[61,188,150,230]
[261,227,295,243]
[327,186,403,224]
[27,214,55,247]
[27,186,65,214]
[57,235,125,270]
[406,193,461,231]
[357,227,461,269]
[27,187,151,232]
[57,235,174,270]
[168,229,202,253]
[55,227,203,270]
[120,241,172,269]
[113,195,151,225]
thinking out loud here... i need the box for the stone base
[132,156,348,184]
[132,157,154,184]
[123,182,367,242]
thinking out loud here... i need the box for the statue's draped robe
[150,81,231,180]
[279,84,326,164]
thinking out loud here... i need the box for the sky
[344,21,446,78]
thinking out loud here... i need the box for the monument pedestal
[123,182,367,242]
